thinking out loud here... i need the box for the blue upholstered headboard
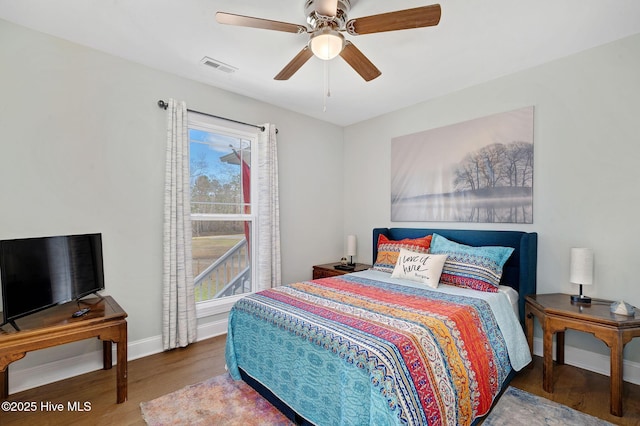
[372,228,538,324]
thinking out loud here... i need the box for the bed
[226,228,537,425]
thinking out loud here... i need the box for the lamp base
[570,294,592,304]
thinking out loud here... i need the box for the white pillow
[391,248,448,288]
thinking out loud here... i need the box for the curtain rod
[157,100,275,133]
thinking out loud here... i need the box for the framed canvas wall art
[391,106,534,223]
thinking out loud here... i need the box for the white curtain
[162,99,197,349]
[256,123,282,291]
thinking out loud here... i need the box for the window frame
[187,114,259,318]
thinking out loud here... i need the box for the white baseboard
[532,336,640,386]
[9,324,640,395]
[7,318,229,395]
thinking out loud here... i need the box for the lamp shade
[570,248,593,285]
[346,235,357,256]
[309,28,344,60]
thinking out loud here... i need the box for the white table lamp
[347,235,357,266]
[570,247,593,304]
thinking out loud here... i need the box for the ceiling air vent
[200,56,238,74]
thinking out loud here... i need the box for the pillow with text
[391,248,448,288]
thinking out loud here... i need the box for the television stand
[0,296,127,403]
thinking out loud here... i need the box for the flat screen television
[0,233,105,329]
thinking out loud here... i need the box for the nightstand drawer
[313,267,344,279]
[312,262,371,280]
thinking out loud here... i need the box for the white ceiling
[1,0,640,126]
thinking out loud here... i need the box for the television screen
[0,233,104,324]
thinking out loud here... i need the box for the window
[188,114,257,316]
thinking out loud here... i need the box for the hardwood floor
[510,357,640,425]
[1,335,228,426]
[2,335,639,425]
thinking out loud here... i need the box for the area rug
[140,373,294,426]
[141,375,613,426]
[484,386,614,426]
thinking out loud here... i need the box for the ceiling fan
[216,0,441,82]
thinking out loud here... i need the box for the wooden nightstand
[312,262,371,279]
[525,293,640,416]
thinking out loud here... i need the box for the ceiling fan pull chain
[323,60,332,112]
[323,60,328,112]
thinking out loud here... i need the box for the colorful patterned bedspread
[226,273,519,426]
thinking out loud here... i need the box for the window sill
[195,294,247,318]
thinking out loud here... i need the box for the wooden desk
[0,296,128,403]
[525,293,640,416]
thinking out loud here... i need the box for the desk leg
[610,337,624,416]
[116,323,128,403]
[103,340,112,370]
[543,319,554,393]
[1,368,7,399]
[556,331,565,365]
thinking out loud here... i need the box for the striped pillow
[429,233,514,292]
[372,234,432,273]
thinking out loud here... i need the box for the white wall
[344,33,640,362]
[3,15,640,391]
[0,18,344,384]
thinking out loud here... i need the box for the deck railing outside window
[194,238,250,301]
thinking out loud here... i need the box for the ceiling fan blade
[274,47,314,80]
[346,4,441,35]
[339,41,381,82]
[315,0,339,17]
[216,12,307,34]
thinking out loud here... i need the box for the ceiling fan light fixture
[309,28,344,60]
